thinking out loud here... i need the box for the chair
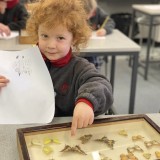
[129,16,160,68]
[136,16,160,56]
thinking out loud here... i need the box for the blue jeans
[84,56,104,69]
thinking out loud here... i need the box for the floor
[100,45,160,114]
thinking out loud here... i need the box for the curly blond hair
[26,0,92,53]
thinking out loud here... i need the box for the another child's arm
[71,102,94,136]
[0,75,9,88]
[7,4,28,31]
[96,7,115,36]
[0,1,6,14]
[70,60,113,136]
[0,23,11,36]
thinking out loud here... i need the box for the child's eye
[41,34,48,38]
[57,36,65,40]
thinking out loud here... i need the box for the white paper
[0,46,55,124]
[90,32,106,39]
[0,31,19,39]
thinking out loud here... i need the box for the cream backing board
[24,119,160,160]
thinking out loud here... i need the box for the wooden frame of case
[19,30,35,44]
[17,114,160,160]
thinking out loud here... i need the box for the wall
[97,0,154,14]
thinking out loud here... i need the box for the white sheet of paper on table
[0,31,19,39]
[0,46,55,124]
[144,5,160,10]
[90,32,106,39]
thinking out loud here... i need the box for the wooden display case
[19,30,35,44]
[17,115,160,160]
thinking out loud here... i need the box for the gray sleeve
[75,60,113,116]
[8,4,28,31]
[97,7,115,34]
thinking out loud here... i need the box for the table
[0,113,159,160]
[130,4,160,80]
[81,29,140,114]
[0,29,140,114]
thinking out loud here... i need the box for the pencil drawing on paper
[12,55,32,76]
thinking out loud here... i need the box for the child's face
[38,24,73,61]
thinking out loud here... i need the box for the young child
[82,0,115,70]
[0,0,113,136]
[0,0,28,36]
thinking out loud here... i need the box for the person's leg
[84,56,105,71]
[96,56,104,70]
[84,56,97,68]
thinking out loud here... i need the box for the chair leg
[139,35,143,47]
[151,26,156,56]
[105,105,117,115]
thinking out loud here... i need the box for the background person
[0,0,28,36]
[82,0,115,71]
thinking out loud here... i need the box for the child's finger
[0,75,6,79]
[89,116,94,125]
[0,76,9,87]
[0,78,9,83]
[71,116,78,136]
[0,83,7,87]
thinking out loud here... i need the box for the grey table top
[0,113,159,160]
[132,4,160,15]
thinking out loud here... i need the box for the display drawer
[17,114,160,160]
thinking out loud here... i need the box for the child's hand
[0,23,11,36]
[71,102,94,136]
[0,75,9,88]
[96,28,106,36]
[0,1,6,14]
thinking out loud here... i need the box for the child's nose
[47,39,56,49]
